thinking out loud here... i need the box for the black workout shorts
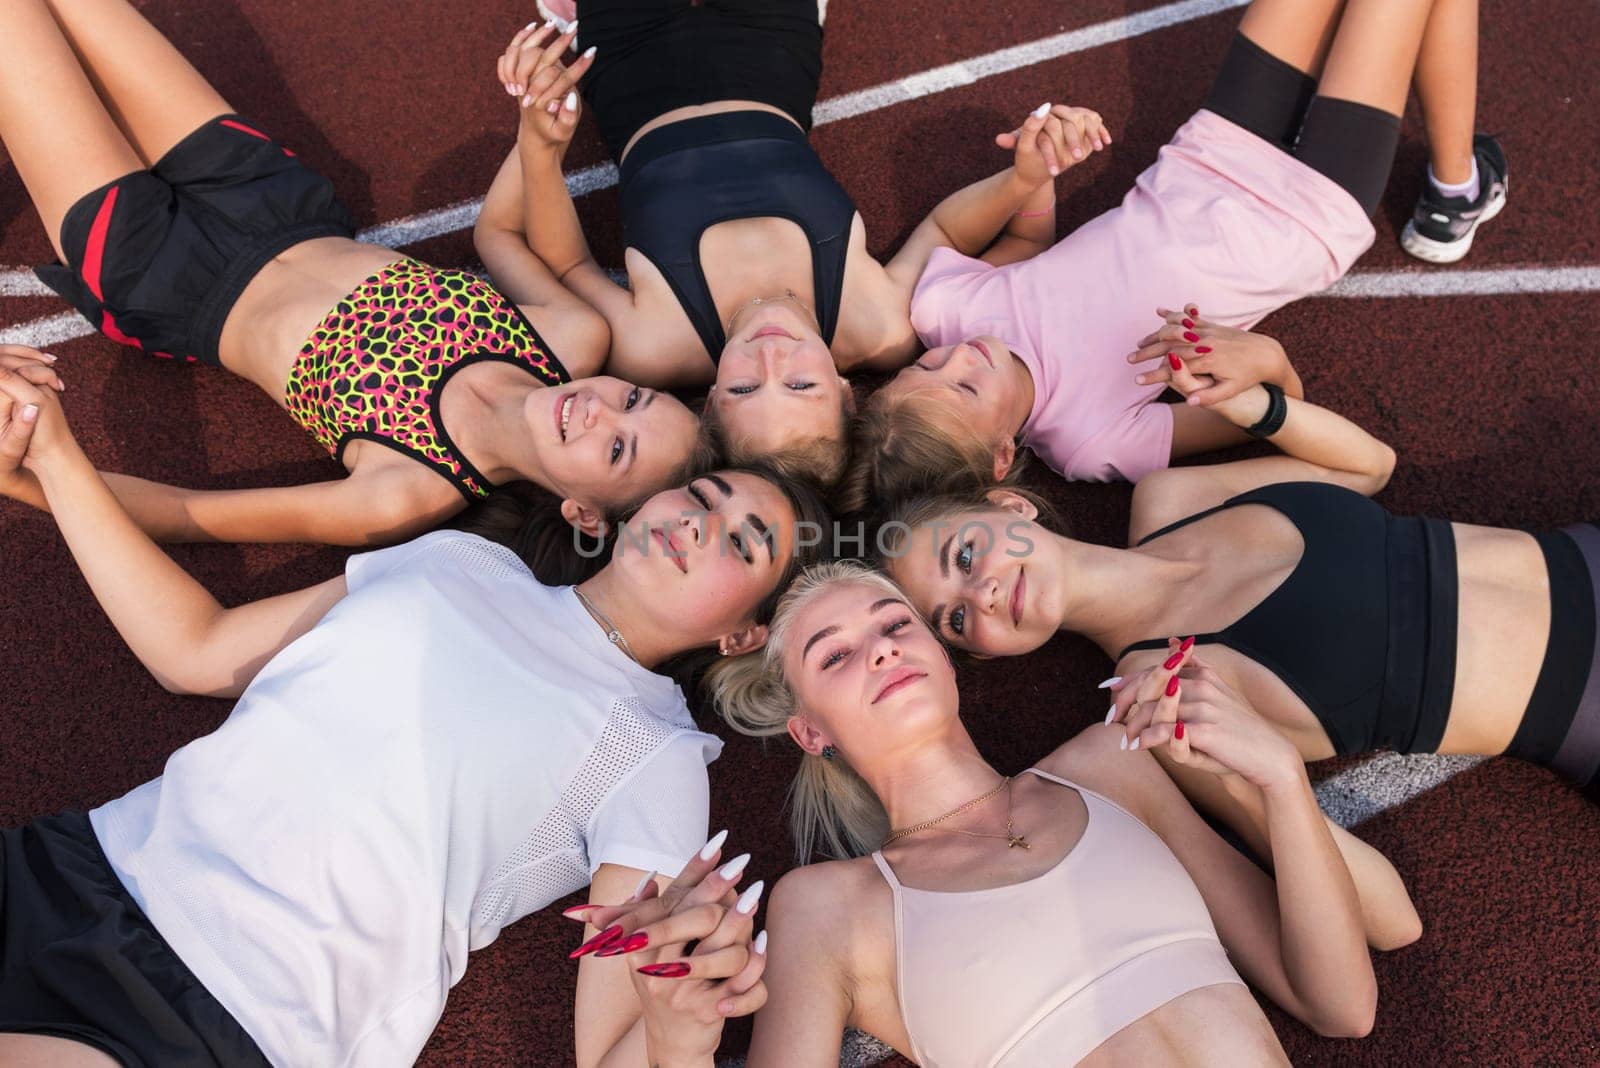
[0,811,268,1067]
[34,114,355,366]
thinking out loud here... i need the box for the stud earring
[821,745,838,761]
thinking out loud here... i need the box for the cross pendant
[1008,834,1031,850]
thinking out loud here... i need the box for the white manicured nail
[521,95,533,108]
[582,44,596,58]
[719,853,751,881]
[632,870,656,899]
[1097,676,1121,689]
[1104,703,1117,725]
[736,880,765,915]
[1119,734,1128,751]
[564,90,579,111]
[569,19,580,35]
[1032,102,1051,118]
[525,20,539,30]
[754,930,768,955]
[1130,737,1141,751]
[699,828,729,861]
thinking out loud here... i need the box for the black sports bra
[1119,481,1459,755]
[618,110,856,363]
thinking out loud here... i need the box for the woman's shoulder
[1034,723,1167,824]
[771,855,888,927]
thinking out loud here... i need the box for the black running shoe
[1400,133,1508,264]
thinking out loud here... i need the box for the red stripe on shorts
[220,118,271,141]
[221,118,294,157]
[80,184,120,303]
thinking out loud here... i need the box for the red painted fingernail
[569,925,624,959]
[1194,346,1212,354]
[637,961,691,978]
[1179,636,1195,652]
[1162,651,1184,670]
[1183,331,1199,343]
[561,904,599,918]
[1174,720,1186,739]
[1182,318,1194,328]
[1166,675,1181,698]
[595,931,650,958]
[1167,353,1182,371]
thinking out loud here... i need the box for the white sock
[1429,157,1480,202]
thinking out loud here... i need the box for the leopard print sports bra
[285,258,569,499]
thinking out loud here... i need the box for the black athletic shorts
[34,114,355,367]
[576,0,825,161]
[0,811,268,1067]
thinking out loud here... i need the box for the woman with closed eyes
[0,367,827,1067]
[710,563,1400,1066]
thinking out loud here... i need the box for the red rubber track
[3,1,1598,1064]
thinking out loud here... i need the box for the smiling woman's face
[884,507,1062,659]
[783,581,960,764]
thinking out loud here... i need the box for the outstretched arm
[883,103,1111,292]
[6,458,457,546]
[0,371,346,697]
[1103,651,1379,1038]
[1109,646,1420,950]
[1127,318,1395,542]
[745,866,859,1068]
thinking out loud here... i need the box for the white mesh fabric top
[90,531,722,1067]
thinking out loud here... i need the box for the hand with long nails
[495,21,596,156]
[565,830,768,1062]
[1126,304,1298,411]
[1106,636,1196,751]
[1127,653,1306,791]
[995,102,1112,183]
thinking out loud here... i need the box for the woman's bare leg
[0,1034,121,1068]
[1315,0,1438,116]
[0,0,144,261]
[41,0,232,166]
[1237,0,1348,77]
[1411,0,1478,183]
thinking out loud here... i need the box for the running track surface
[3,1,1599,1064]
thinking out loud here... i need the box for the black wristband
[1245,382,1288,439]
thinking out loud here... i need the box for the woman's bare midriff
[217,236,403,402]
[1441,522,1554,754]
[617,100,801,164]
[1079,982,1289,1067]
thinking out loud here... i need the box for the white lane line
[8,263,1598,349]
[1314,752,1487,828]
[0,0,1245,284]
[812,0,1250,125]
[1323,265,1600,298]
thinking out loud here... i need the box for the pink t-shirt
[910,109,1375,482]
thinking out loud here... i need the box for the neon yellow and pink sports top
[285,259,568,499]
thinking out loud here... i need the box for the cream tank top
[871,768,1243,1066]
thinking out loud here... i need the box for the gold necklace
[724,288,818,336]
[574,587,641,666]
[882,776,1030,850]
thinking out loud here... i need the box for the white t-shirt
[89,531,723,1067]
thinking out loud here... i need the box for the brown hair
[701,391,852,491]
[872,484,1058,570]
[451,431,719,587]
[835,388,1024,517]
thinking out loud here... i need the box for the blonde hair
[835,388,1024,516]
[701,392,852,491]
[707,560,918,862]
